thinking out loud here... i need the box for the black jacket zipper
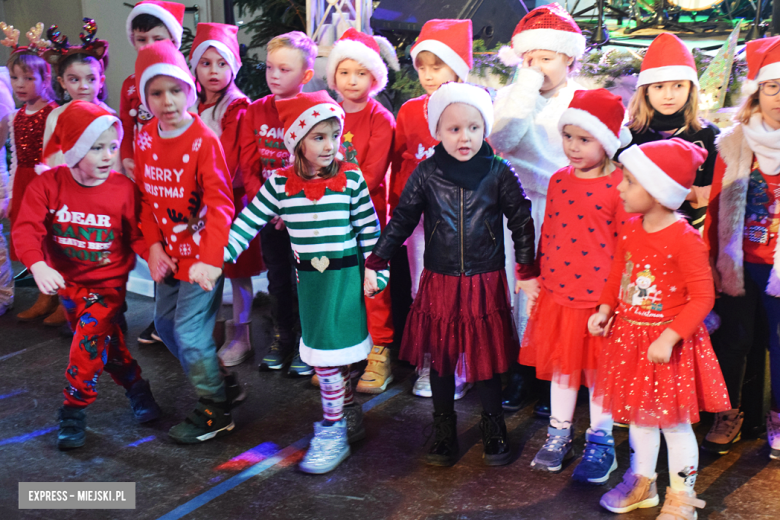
[460,187,465,273]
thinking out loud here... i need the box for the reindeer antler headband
[0,22,51,55]
[43,18,108,68]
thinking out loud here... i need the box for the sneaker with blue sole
[530,424,574,472]
[572,429,618,484]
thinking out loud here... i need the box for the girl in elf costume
[217,91,388,474]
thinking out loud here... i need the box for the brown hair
[735,89,761,125]
[293,117,341,181]
[7,52,53,101]
[414,50,464,81]
[267,31,317,70]
[627,81,702,134]
[54,53,107,102]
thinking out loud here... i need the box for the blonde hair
[293,117,341,181]
[627,81,702,134]
[7,52,53,101]
[735,89,761,125]
[267,31,317,70]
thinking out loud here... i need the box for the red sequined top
[13,103,56,168]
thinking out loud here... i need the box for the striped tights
[315,366,354,422]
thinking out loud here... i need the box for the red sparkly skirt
[400,269,519,383]
[520,289,604,389]
[593,315,731,428]
[224,186,265,278]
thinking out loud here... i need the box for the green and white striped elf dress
[224,162,388,367]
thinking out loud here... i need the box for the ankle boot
[17,293,59,321]
[480,411,511,466]
[43,303,67,326]
[58,406,87,450]
[218,320,252,367]
[426,412,458,467]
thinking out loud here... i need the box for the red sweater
[538,166,628,308]
[135,115,235,280]
[12,166,148,286]
[239,94,289,200]
[388,95,438,215]
[119,74,156,164]
[342,98,395,225]
[599,216,715,340]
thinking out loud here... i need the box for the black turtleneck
[432,141,495,191]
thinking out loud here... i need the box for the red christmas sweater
[239,94,289,200]
[538,166,628,308]
[119,73,156,163]
[388,94,438,216]
[12,166,148,286]
[599,216,715,340]
[135,115,235,280]
[342,98,395,225]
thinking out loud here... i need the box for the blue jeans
[155,276,226,402]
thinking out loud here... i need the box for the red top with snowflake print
[538,166,628,308]
[119,74,156,164]
[239,94,290,200]
[598,216,715,340]
[135,115,235,280]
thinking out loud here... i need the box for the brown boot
[43,303,67,327]
[16,293,59,321]
[656,487,706,520]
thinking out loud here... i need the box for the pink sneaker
[600,469,659,514]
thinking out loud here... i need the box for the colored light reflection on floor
[0,426,57,447]
[214,441,281,471]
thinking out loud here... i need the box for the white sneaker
[413,354,432,397]
[218,320,252,367]
[767,410,780,459]
[454,372,472,401]
[299,419,351,474]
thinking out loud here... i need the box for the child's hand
[647,338,674,364]
[271,216,286,230]
[522,54,543,74]
[588,311,610,336]
[29,261,66,295]
[364,268,379,297]
[515,277,540,298]
[148,242,178,283]
[189,262,222,291]
[122,158,135,181]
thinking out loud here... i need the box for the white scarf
[742,112,780,176]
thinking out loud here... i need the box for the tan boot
[218,320,252,367]
[311,373,320,387]
[43,303,67,326]
[656,488,706,520]
[600,469,659,514]
[17,293,59,321]
[356,346,394,394]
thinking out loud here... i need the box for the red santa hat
[189,22,242,77]
[326,28,400,97]
[276,91,345,154]
[636,33,699,88]
[742,35,780,96]
[410,19,473,81]
[498,3,586,66]
[618,138,707,210]
[557,89,631,158]
[427,82,494,138]
[135,39,197,111]
[42,100,123,167]
[126,1,185,49]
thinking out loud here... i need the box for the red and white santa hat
[276,91,345,154]
[498,3,586,66]
[410,19,473,81]
[618,138,707,210]
[637,33,698,88]
[558,89,631,158]
[42,100,123,167]
[126,1,185,49]
[135,39,197,111]
[326,28,400,97]
[189,22,242,77]
[427,82,494,138]
[742,35,780,96]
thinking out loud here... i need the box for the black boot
[534,380,552,418]
[58,406,86,450]
[426,412,459,467]
[502,371,534,412]
[224,372,246,410]
[480,411,511,466]
[125,379,162,423]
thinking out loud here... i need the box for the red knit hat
[42,100,123,167]
[410,19,472,81]
[126,1,185,49]
[498,3,585,66]
[326,28,400,97]
[618,138,707,210]
[637,33,698,87]
[276,91,345,154]
[189,23,242,77]
[742,35,780,96]
[557,89,631,158]
[135,39,197,111]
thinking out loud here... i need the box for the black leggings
[430,369,503,415]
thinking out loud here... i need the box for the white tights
[629,423,698,493]
[550,379,614,432]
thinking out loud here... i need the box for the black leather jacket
[373,155,536,276]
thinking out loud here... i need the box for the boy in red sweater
[325,28,399,393]
[13,101,161,450]
[134,41,237,444]
[239,31,316,376]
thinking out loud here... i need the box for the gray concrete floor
[2,267,780,519]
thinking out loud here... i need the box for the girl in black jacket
[364,82,537,467]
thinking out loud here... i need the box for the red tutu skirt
[593,316,731,428]
[224,186,265,278]
[520,289,604,389]
[400,269,519,383]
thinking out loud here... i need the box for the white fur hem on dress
[299,334,372,367]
